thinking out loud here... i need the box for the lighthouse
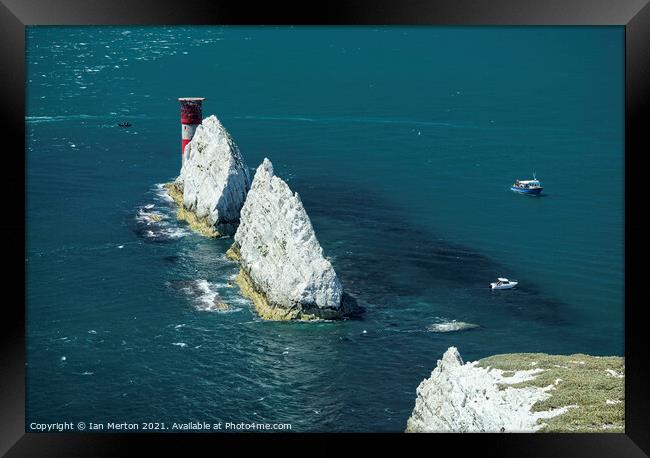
[178,97,206,165]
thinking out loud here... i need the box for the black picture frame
[2,0,648,455]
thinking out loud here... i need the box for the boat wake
[232,114,463,129]
[427,319,480,333]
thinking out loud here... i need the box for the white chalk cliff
[406,347,571,433]
[229,158,348,320]
[173,115,251,236]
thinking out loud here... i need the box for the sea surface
[26,26,624,432]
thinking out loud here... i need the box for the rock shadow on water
[162,255,180,264]
[295,178,568,327]
[341,293,365,320]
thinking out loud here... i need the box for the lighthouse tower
[178,97,206,165]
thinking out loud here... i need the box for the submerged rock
[406,347,624,433]
[166,115,251,237]
[228,158,352,320]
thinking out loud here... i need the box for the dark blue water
[26,26,624,432]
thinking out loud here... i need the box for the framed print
[2,0,648,455]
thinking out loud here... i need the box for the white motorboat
[490,277,518,290]
[511,172,543,195]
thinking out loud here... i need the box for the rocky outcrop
[166,115,251,237]
[406,347,624,433]
[228,158,351,321]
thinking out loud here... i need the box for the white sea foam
[163,227,191,239]
[181,279,241,313]
[153,183,174,202]
[136,200,190,240]
[135,208,166,225]
[194,279,220,310]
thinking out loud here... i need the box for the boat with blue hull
[511,174,543,195]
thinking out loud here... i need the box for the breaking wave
[132,185,191,241]
[169,279,241,313]
[153,183,174,203]
[135,207,166,225]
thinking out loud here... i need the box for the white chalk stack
[175,115,251,236]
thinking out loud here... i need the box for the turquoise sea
[26,26,624,432]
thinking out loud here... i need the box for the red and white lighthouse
[178,97,206,164]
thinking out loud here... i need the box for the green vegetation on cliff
[477,353,624,432]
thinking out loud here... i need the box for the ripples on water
[26,26,623,432]
[26,178,582,431]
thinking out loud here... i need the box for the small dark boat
[118,122,132,128]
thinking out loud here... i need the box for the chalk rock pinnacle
[174,115,251,236]
[229,158,347,320]
[406,347,570,432]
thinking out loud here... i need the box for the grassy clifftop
[477,353,624,432]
